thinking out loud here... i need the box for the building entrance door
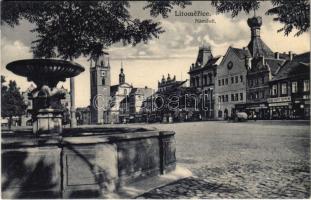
[224,109,228,120]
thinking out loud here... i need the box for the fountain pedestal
[32,109,63,135]
[6,59,85,135]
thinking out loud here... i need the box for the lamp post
[70,77,77,128]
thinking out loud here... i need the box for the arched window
[101,60,104,66]
[102,77,105,85]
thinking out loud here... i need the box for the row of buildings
[139,15,310,122]
[11,15,310,126]
[188,15,310,120]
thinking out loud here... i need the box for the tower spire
[119,59,125,84]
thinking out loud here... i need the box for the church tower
[119,61,125,84]
[90,52,111,124]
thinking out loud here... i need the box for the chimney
[275,52,280,59]
[289,51,293,60]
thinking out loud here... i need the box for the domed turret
[119,60,125,84]
[247,16,262,29]
[247,16,262,38]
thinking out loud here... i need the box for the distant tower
[196,44,213,67]
[90,52,111,124]
[119,61,125,84]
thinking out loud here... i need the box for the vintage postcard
[1,0,310,199]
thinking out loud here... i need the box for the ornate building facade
[215,47,250,120]
[188,45,221,119]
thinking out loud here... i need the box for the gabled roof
[231,47,252,59]
[265,58,286,75]
[220,47,251,66]
[271,52,310,81]
[110,83,132,95]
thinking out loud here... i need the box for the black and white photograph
[1,0,310,199]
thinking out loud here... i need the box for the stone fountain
[2,59,184,199]
[6,59,84,135]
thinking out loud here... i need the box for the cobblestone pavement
[127,121,310,199]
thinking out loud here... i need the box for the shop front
[267,96,292,119]
[291,98,310,119]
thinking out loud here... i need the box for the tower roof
[247,16,273,58]
[247,38,273,58]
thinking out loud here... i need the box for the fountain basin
[6,59,85,87]
[2,127,177,198]
[6,59,85,135]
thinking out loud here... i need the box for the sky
[1,1,309,107]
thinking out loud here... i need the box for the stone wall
[2,128,176,198]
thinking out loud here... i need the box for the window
[231,94,234,101]
[124,89,127,95]
[304,80,310,92]
[235,76,238,83]
[255,78,258,85]
[261,76,265,84]
[204,75,207,85]
[260,91,265,99]
[102,77,105,85]
[196,77,200,87]
[225,78,228,85]
[218,111,222,117]
[235,93,239,101]
[281,83,287,95]
[272,85,277,95]
[255,92,258,99]
[231,77,234,84]
[292,81,298,93]
[240,93,243,101]
[250,80,253,87]
[209,74,213,84]
[240,75,243,82]
[218,80,221,86]
[222,95,224,102]
[218,96,222,102]
[225,95,228,102]
[222,79,224,85]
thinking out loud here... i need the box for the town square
[1,1,310,199]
